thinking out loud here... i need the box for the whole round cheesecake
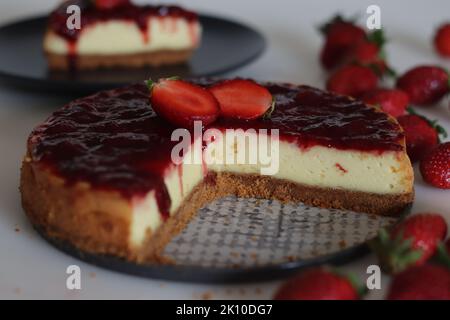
[20,80,414,263]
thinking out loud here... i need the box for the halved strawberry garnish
[147,78,220,128]
[209,79,274,120]
[94,0,131,10]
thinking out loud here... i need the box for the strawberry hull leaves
[370,213,447,274]
[370,229,423,274]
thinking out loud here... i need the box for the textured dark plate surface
[34,197,410,284]
[0,15,266,94]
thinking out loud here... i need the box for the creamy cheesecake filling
[44,17,202,55]
[129,132,413,248]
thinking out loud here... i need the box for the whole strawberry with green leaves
[371,213,447,274]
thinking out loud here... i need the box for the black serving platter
[0,14,266,94]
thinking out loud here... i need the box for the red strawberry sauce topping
[28,80,404,217]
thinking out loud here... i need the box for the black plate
[34,202,411,284]
[0,15,266,93]
[36,226,368,284]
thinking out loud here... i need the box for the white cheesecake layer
[207,130,412,194]
[44,17,201,55]
[130,141,203,247]
[129,132,413,248]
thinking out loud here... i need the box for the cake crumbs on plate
[201,292,213,300]
[230,251,240,258]
[286,255,297,262]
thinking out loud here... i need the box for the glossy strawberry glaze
[28,81,404,218]
[49,0,198,42]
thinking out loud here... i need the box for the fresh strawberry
[362,88,409,118]
[346,30,395,77]
[326,65,378,98]
[387,264,450,300]
[94,0,130,10]
[397,113,446,162]
[274,267,364,300]
[371,213,448,274]
[147,78,220,128]
[396,66,450,105]
[420,142,450,189]
[434,23,450,57]
[350,41,381,64]
[319,16,366,70]
[208,79,274,120]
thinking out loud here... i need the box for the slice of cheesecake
[20,81,414,263]
[44,0,201,70]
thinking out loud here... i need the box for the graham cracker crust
[138,171,414,263]
[20,155,414,264]
[45,49,195,71]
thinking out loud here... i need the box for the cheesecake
[44,0,202,70]
[20,80,414,263]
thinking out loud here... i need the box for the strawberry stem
[436,243,450,269]
[145,79,155,90]
[384,65,397,79]
[263,99,276,120]
[367,29,386,48]
[166,76,181,81]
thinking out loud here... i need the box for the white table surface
[0,0,449,300]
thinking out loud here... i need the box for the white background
[0,0,449,299]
